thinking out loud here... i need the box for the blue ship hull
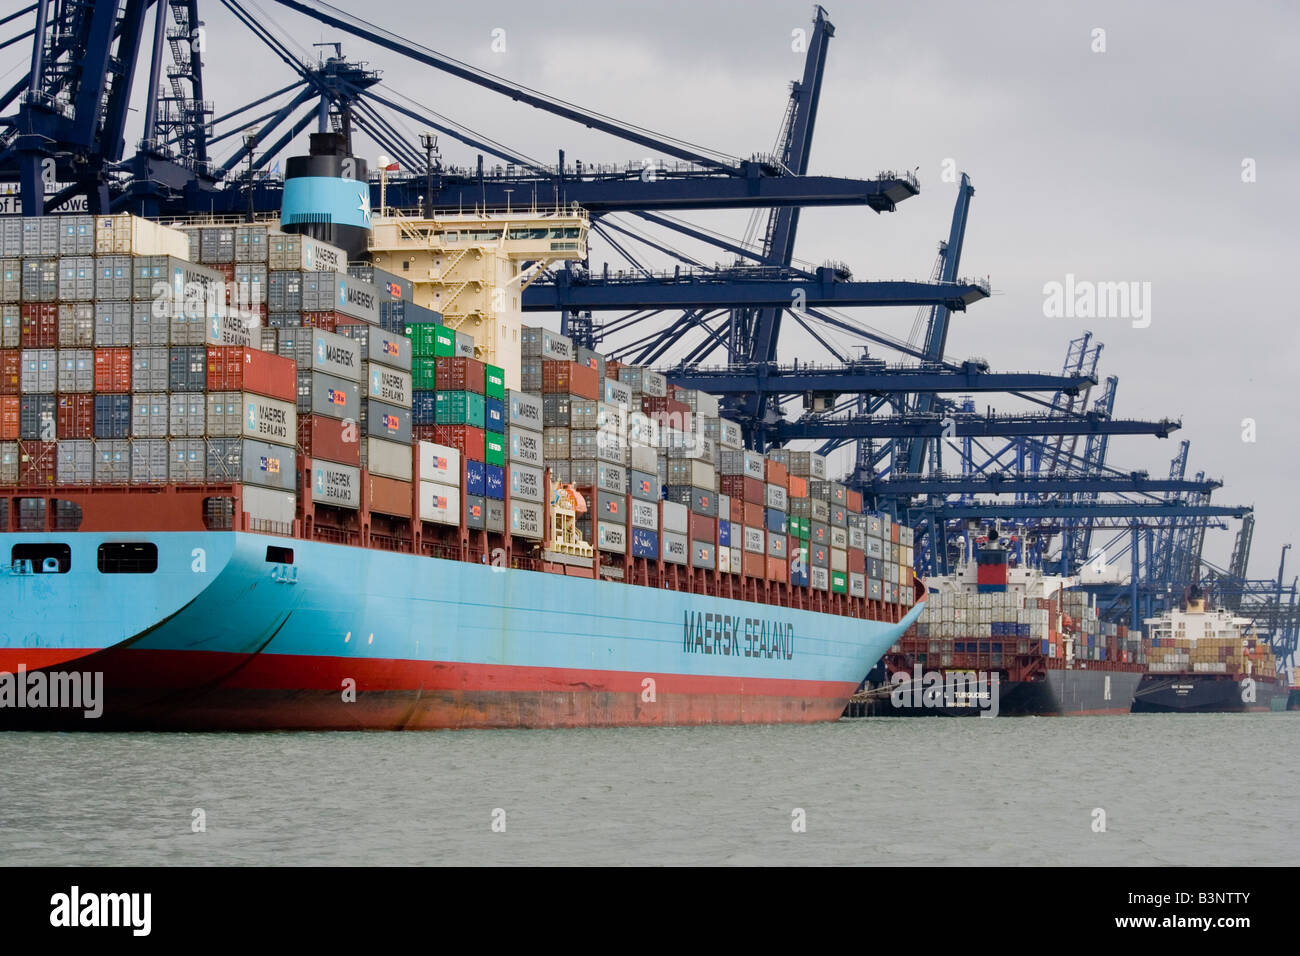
[0,530,922,729]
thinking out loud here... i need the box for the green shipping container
[436,390,486,427]
[412,357,437,390]
[831,570,847,594]
[434,327,456,357]
[405,322,442,357]
[485,364,505,400]
[485,433,505,467]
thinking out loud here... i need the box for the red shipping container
[0,349,19,395]
[742,551,764,579]
[20,304,58,348]
[765,459,788,486]
[412,424,438,444]
[434,425,485,463]
[689,513,715,543]
[205,346,296,402]
[846,489,862,513]
[890,522,900,544]
[301,312,339,331]
[368,475,412,518]
[57,394,95,439]
[540,359,572,394]
[766,556,788,583]
[604,359,622,379]
[729,497,744,524]
[0,395,18,440]
[788,474,808,499]
[743,501,763,527]
[641,396,690,420]
[569,363,599,400]
[434,357,486,393]
[298,414,360,467]
[848,548,866,574]
[93,348,132,393]
[19,440,56,485]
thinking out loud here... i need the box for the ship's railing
[246,517,293,537]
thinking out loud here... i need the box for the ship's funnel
[279,132,371,260]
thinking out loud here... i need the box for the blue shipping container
[485,464,505,500]
[631,527,659,559]
[485,398,505,434]
[765,507,786,534]
[465,459,485,496]
[93,394,131,438]
[718,519,730,547]
[412,389,437,425]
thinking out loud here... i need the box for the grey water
[1,714,1295,866]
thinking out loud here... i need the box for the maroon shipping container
[93,348,132,393]
[569,363,599,401]
[720,474,764,504]
[848,548,866,574]
[298,414,360,467]
[434,425,485,463]
[412,424,438,444]
[19,440,56,485]
[301,311,339,331]
[205,346,296,402]
[0,349,19,395]
[540,359,572,394]
[20,304,58,348]
[56,394,94,439]
[434,357,486,393]
[689,513,715,543]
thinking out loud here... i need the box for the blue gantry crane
[1,1,1275,660]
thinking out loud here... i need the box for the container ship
[1132,587,1287,713]
[0,149,922,730]
[862,531,1144,716]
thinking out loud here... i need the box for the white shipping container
[508,462,544,503]
[366,436,412,481]
[743,525,765,555]
[662,531,688,565]
[242,485,297,525]
[419,483,461,525]
[629,498,658,531]
[366,362,412,408]
[509,499,544,539]
[312,461,361,509]
[661,500,688,534]
[241,394,297,444]
[95,214,188,258]
[765,483,788,511]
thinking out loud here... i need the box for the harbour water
[1,714,1295,866]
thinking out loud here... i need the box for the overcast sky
[6,0,1294,577]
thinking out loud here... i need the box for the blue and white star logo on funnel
[357,186,370,226]
[338,280,347,306]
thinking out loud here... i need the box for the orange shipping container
[766,556,788,583]
[787,475,808,499]
[0,395,19,440]
[205,346,296,402]
[743,500,763,528]
[569,362,600,401]
[93,348,132,393]
[847,489,862,512]
[741,551,764,578]
[368,474,412,518]
[765,459,788,486]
